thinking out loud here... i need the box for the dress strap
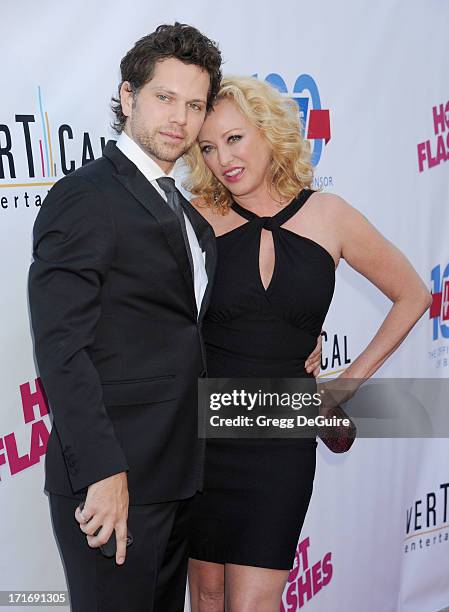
[230,189,314,230]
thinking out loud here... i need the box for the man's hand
[305,332,323,377]
[74,471,129,565]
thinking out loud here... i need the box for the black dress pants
[49,493,191,612]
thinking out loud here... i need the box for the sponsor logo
[0,378,50,481]
[429,263,449,369]
[404,483,449,554]
[320,331,351,376]
[281,536,333,610]
[417,101,449,173]
[0,87,106,210]
[255,72,333,188]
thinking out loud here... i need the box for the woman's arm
[330,195,432,381]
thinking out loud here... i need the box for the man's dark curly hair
[111,22,222,133]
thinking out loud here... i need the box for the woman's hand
[305,332,323,377]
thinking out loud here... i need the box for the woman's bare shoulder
[308,190,349,210]
[307,191,364,225]
[310,191,357,215]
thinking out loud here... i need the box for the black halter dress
[189,189,336,570]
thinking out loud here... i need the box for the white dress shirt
[116,132,208,315]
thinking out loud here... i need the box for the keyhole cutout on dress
[259,228,276,291]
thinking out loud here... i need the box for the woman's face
[198,98,272,200]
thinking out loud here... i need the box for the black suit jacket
[28,141,216,504]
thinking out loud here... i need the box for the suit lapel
[103,141,198,317]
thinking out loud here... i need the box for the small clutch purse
[317,403,357,453]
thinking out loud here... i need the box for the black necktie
[156,177,195,278]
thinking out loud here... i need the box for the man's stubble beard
[131,118,193,164]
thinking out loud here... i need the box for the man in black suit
[28,23,221,612]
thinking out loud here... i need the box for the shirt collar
[116,131,175,182]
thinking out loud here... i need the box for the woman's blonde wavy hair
[183,75,315,214]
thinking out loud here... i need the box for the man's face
[121,57,210,173]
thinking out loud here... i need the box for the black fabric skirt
[189,437,317,570]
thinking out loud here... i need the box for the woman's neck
[231,182,288,216]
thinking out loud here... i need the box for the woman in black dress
[184,76,431,611]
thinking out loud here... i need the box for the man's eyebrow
[147,86,177,96]
[148,86,207,104]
